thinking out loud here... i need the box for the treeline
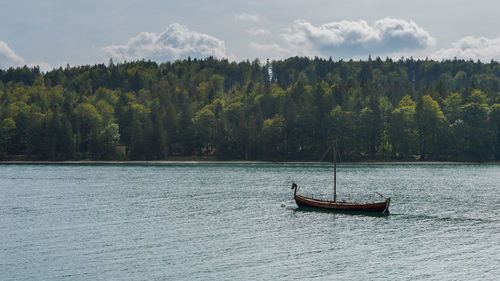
[1,56,500,161]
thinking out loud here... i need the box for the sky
[1,0,500,71]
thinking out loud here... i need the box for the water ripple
[0,163,499,280]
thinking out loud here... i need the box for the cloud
[250,42,289,53]
[254,18,435,58]
[234,13,260,22]
[0,41,54,72]
[0,41,25,69]
[432,36,500,61]
[103,23,227,61]
[246,28,271,36]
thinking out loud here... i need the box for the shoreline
[0,160,498,165]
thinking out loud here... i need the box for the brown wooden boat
[292,184,390,213]
[292,141,391,214]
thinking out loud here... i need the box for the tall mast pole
[334,140,337,202]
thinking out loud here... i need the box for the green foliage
[417,95,448,159]
[390,95,418,159]
[98,123,120,159]
[260,115,285,159]
[1,57,500,161]
[442,93,462,123]
[194,107,216,155]
[0,118,16,159]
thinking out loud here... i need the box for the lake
[0,163,498,280]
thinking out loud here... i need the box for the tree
[355,107,375,158]
[490,104,500,159]
[73,103,102,157]
[327,106,355,160]
[442,93,462,123]
[459,98,493,161]
[417,95,448,159]
[194,107,216,155]
[260,115,285,159]
[128,103,153,160]
[1,58,500,161]
[177,103,195,156]
[98,123,120,159]
[0,118,16,159]
[389,95,419,159]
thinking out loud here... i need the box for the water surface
[0,163,498,280]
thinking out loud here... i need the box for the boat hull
[294,194,390,214]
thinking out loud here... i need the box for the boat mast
[334,140,337,202]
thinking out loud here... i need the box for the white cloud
[0,41,25,69]
[250,42,288,53]
[254,18,435,58]
[247,42,292,61]
[0,41,54,72]
[103,23,227,61]
[246,28,271,36]
[432,36,500,61]
[234,13,260,22]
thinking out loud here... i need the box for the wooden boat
[292,141,390,214]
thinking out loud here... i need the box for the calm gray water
[0,163,499,280]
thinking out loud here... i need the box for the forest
[1,56,500,161]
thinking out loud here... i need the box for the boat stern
[383,198,391,214]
